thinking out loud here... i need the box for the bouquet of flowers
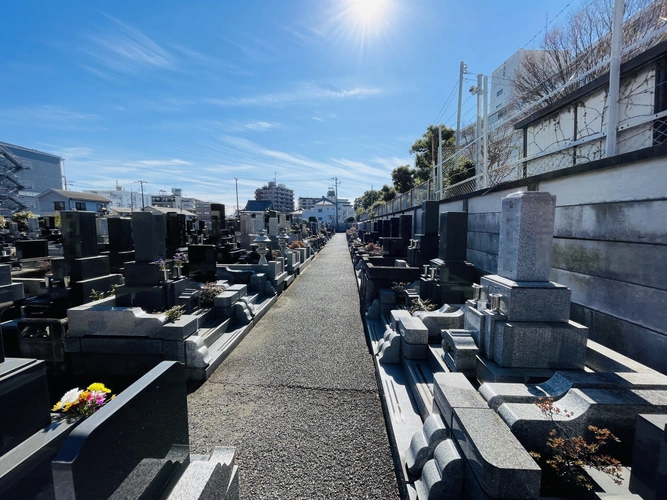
[154,258,167,271]
[173,252,187,267]
[52,382,115,417]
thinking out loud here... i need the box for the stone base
[52,255,111,281]
[480,274,571,322]
[493,320,588,369]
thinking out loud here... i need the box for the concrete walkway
[187,234,399,499]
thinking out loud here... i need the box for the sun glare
[348,0,387,25]
[342,0,393,38]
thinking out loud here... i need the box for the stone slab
[432,372,487,429]
[452,407,541,499]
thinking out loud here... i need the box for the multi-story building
[0,141,63,215]
[150,188,198,212]
[195,200,213,222]
[297,197,320,211]
[254,181,294,213]
[300,192,354,223]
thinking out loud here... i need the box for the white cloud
[123,158,192,167]
[81,14,173,77]
[206,82,384,107]
[234,121,279,131]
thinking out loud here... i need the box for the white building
[489,49,546,126]
[85,184,146,210]
[301,197,353,224]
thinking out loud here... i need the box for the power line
[432,80,460,124]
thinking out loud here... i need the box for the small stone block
[398,316,428,345]
[390,309,412,332]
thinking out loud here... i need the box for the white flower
[61,388,83,405]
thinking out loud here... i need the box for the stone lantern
[253,230,271,265]
[277,229,290,257]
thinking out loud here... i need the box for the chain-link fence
[363,0,667,219]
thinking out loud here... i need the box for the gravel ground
[188,234,399,499]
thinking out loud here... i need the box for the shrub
[529,397,623,491]
[165,305,185,323]
[11,211,35,232]
[409,298,436,313]
[200,282,226,308]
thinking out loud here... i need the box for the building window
[317,209,322,212]
[75,202,86,211]
[496,88,503,97]
[54,201,65,210]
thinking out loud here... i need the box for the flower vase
[175,266,182,278]
[162,269,169,282]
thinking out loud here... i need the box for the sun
[347,0,388,25]
[341,0,394,37]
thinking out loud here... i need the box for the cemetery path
[187,234,400,499]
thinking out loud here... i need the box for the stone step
[164,447,238,500]
[198,317,231,348]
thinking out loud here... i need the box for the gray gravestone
[497,191,556,282]
[268,218,279,237]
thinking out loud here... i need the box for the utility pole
[483,75,489,189]
[475,74,483,183]
[606,0,625,158]
[437,125,443,199]
[331,177,340,230]
[455,61,467,153]
[135,180,147,210]
[235,177,240,218]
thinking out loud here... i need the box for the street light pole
[135,180,147,210]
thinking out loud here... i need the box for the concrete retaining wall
[370,154,667,373]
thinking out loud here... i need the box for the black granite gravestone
[107,217,133,253]
[14,240,49,259]
[52,362,189,500]
[439,212,468,261]
[61,211,98,258]
[132,212,166,262]
[389,217,400,238]
[421,200,440,235]
[165,213,187,254]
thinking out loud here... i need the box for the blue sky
[0,0,577,211]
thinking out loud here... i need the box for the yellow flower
[52,401,63,411]
[87,383,111,393]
